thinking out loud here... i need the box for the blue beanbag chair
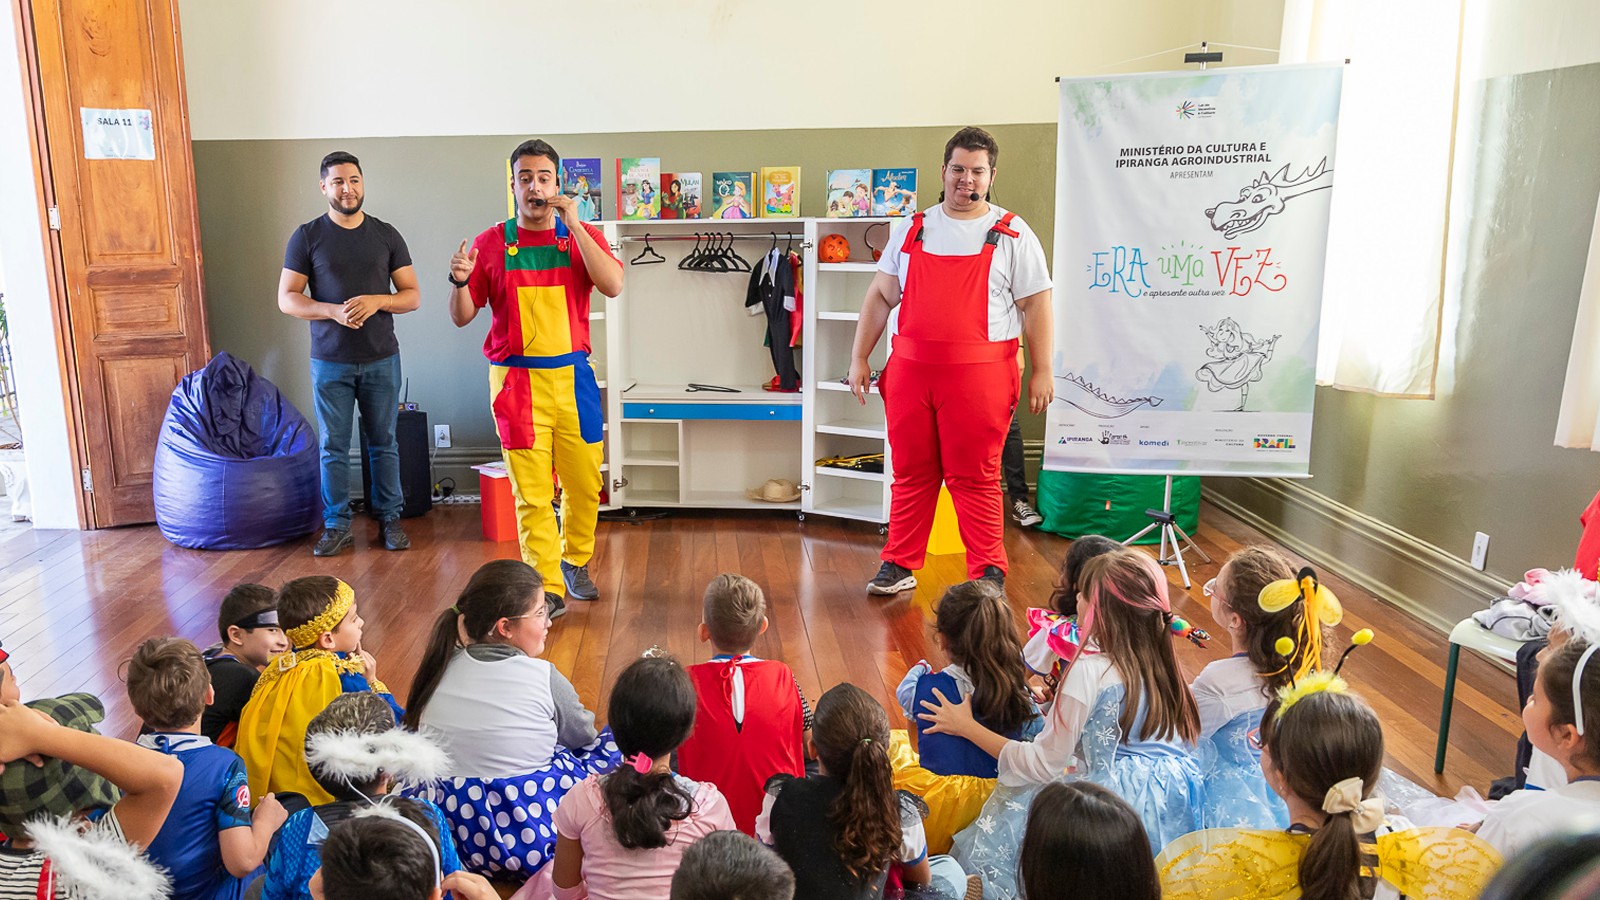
[154,352,320,549]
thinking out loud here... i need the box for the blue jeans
[310,353,403,529]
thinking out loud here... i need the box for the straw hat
[746,478,802,502]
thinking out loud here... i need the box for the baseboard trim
[1203,478,1507,639]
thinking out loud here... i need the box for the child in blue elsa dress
[919,548,1205,899]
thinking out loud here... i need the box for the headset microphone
[531,198,548,207]
[969,192,981,202]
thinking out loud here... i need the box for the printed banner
[1045,65,1342,477]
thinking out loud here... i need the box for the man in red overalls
[448,139,623,618]
[849,127,1055,594]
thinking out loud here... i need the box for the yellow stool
[927,485,966,556]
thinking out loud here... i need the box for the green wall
[1210,61,1600,610]
[194,124,1058,482]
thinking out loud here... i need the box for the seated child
[1522,570,1600,791]
[403,560,619,879]
[259,692,457,900]
[934,550,1204,897]
[759,683,975,900]
[238,576,399,804]
[1479,636,1600,856]
[1160,678,1502,900]
[551,656,735,900]
[127,638,289,900]
[1019,782,1158,900]
[1023,535,1121,700]
[0,693,183,898]
[1190,547,1299,829]
[0,639,19,703]
[309,807,499,900]
[669,830,794,900]
[677,574,810,835]
[203,583,288,747]
[891,579,1040,852]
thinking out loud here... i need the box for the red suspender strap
[986,212,1020,244]
[900,212,925,253]
[37,858,53,900]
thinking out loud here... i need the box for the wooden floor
[0,500,1518,796]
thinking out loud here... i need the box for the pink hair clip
[628,752,654,775]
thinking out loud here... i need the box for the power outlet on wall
[434,424,452,448]
[1471,531,1490,571]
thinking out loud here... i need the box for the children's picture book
[872,168,917,217]
[760,166,801,218]
[661,172,702,219]
[617,157,661,220]
[560,157,604,222]
[711,171,755,219]
[825,168,873,218]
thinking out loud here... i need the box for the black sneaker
[561,561,599,601]
[547,594,568,621]
[868,561,917,595]
[381,518,411,551]
[1010,498,1043,528]
[981,565,1006,590]
[312,527,352,557]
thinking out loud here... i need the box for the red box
[479,471,518,542]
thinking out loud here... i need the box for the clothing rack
[617,234,811,247]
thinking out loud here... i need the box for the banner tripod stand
[1121,475,1211,589]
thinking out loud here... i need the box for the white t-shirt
[418,649,597,779]
[1477,778,1600,857]
[1190,655,1270,739]
[999,652,1121,787]
[877,204,1052,342]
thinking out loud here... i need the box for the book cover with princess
[560,157,604,222]
[661,172,702,219]
[712,171,755,219]
[873,167,918,216]
[616,157,661,220]
[826,168,873,218]
[760,166,800,218]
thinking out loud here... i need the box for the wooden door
[25,0,209,526]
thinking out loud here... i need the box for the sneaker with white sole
[1011,498,1044,528]
[868,561,917,595]
[561,561,599,601]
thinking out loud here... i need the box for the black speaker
[361,409,432,519]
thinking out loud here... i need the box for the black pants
[1513,637,1547,789]
[1002,407,1027,501]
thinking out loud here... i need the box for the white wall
[1468,0,1600,79]
[178,0,1235,141]
[0,10,82,528]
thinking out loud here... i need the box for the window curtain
[1554,192,1600,450]
[1280,0,1465,398]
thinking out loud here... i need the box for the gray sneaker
[868,561,917,595]
[312,527,352,557]
[561,560,599,601]
[1011,498,1044,528]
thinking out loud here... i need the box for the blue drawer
[624,402,801,421]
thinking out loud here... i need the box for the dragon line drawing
[1205,158,1333,239]
[1056,373,1163,419]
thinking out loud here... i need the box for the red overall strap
[900,211,925,253]
[989,212,1020,240]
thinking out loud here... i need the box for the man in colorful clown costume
[449,139,623,617]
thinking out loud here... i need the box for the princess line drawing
[1197,318,1280,411]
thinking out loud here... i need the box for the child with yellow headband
[238,576,401,805]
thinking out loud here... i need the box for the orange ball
[820,233,851,264]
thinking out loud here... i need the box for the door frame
[7,0,89,529]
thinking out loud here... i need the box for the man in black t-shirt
[279,151,421,556]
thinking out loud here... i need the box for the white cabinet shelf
[818,262,878,273]
[814,465,886,483]
[817,310,860,322]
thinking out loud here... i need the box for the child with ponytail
[758,683,975,899]
[924,549,1203,898]
[550,656,734,900]
[1023,535,1121,697]
[403,560,619,882]
[1190,546,1301,829]
[1159,675,1500,900]
[891,579,1040,852]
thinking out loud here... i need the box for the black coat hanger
[679,233,703,270]
[631,233,666,265]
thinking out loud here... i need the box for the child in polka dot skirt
[404,561,620,882]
